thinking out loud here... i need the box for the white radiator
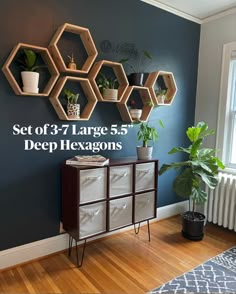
[204,172,236,232]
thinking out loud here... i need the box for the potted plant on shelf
[155,89,167,104]
[17,49,46,94]
[120,50,152,86]
[159,122,224,241]
[129,98,142,120]
[64,89,80,119]
[96,72,118,101]
[136,120,163,160]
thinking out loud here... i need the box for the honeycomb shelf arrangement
[48,23,98,74]
[49,76,97,121]
[88,60,129,102]
[2,43,59,96]
[1,23,178,121]
[145,71,177,106]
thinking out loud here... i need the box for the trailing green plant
[159,122,225,215]
[64,89,80,104]
[96,72,118,94]
[17,49,46,72]
[120,50,152,73]
[155,89,167,97]
[136,120,164,147]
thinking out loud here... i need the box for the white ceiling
[144,0,236,22]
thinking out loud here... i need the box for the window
[229,61,236,165]
[216,42,236,170]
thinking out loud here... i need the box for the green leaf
[24,49,37,69]
[143,50,152,59]
[191,187,208,204]
[119,58,129,63]
[186,126,201,142]
[173,168,193,197]
[194,169,219,189]
[190,138,202,158]
[168,146,191,154]
[214,157,225,169]
[159,161,191,175]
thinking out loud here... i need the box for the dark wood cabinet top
[63,157,158,170]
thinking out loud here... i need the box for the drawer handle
[137,199,150,208]
[138,169,151,175]
[86,176,102,181]
[111,203,127,217]
[112,172,128,178]
[80,209,101,223]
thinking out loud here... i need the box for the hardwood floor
[0,216,235,293]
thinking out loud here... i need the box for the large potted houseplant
[159,122,224,241]
[136,120,163,160]
[64,89,80,119]
[96,72,118,101]
[120,50,152,86]
[17,49,45,94]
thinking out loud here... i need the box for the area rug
[149,246,236,293]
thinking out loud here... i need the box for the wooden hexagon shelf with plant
[48,23,98,74]
[88,60,129,102]
[2,43,59,96]
[117,86,154,123]
[49,76,97,121]
[145,71,177,106]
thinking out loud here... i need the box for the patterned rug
[149,246,236,293]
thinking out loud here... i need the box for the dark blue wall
[0,0,200,250]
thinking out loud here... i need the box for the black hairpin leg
[75,238,87,267]
[147,220,151,242]
[134,222,141,234]
[68,235,73,256]
[68,235,87,267]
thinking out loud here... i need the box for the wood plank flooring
[0,216,235,293]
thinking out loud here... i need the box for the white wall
[195,13,236,147]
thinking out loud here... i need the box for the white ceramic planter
[130,109,142,120]
[21,71,39,94]
[103,89,118,101]
[136,146,153,160]
[67,103,80,119]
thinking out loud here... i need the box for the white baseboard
[0,200,188,270]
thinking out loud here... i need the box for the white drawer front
[135,162,155,192]
[110,165,132,197]
[109,196,133,230]
[79,202,106,239]
[135,192,155,222]
[80,168,107,203]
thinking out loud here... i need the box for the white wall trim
[0,201,188,271]
[203,7,236,23]
[141,0,236,25]
[140,0,202,24]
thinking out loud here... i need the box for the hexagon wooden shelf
[117,86,154,123]
[145,71,177,106]
[49,23,98,74]
[88,60,129,102]
[2,43,59,96]
[49,76,97,121]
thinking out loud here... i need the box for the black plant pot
[128,73,144,86]
[182,211,205,241]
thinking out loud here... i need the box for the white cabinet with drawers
[62,157,158,266]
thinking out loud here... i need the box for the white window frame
[216,42,236,172]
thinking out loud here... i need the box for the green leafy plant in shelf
[64,89,80,104]
[96,72,118,94]
[17,49,46,72]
